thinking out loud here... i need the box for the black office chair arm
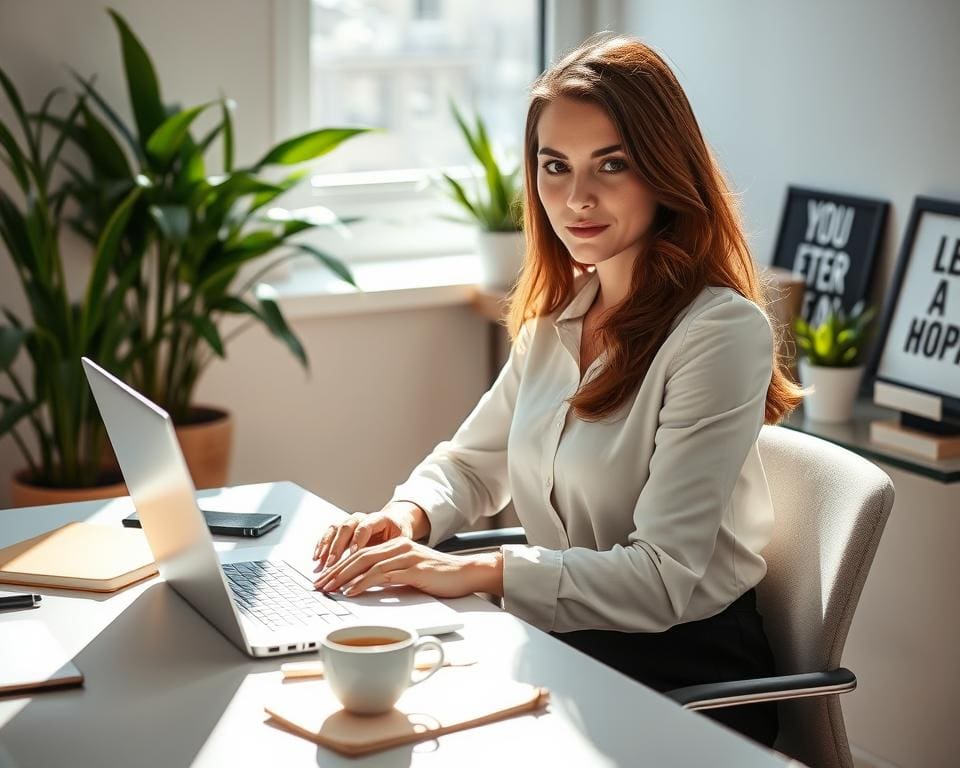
[666,667,857,711]
[436,529,856,714]
[434,527,528,554]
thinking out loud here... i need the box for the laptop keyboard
[222,560,354,631]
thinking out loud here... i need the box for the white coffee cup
[320,625,445,715]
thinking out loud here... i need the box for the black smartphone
[122,509,282,538]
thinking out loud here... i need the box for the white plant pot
[798,360,864,423]
[476,230,524,289]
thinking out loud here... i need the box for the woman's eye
[542,160,567,174]
[601,158,628,173]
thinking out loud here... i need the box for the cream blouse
[391,272,776,634]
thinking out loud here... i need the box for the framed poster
[871,196,960,419]
[771,186,888,326]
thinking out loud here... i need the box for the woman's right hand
[312,502,428,574]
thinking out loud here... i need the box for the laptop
[81,357,463,658]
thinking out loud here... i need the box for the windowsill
[260,253,484,319]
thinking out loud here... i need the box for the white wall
[625,0,960,294]
[0,0,489,512]
[623,3,960,766]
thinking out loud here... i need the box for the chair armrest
[434,527,528,553]
[666,668,857,710]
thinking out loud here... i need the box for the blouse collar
[555,271,600,324]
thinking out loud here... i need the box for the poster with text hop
[873,197,960,407]
[771,186,888,326]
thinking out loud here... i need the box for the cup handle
[409,636,445,687]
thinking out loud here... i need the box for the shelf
[783,399,960,483]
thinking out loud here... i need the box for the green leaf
[293,243,356,287]
[475,116,509,217]
[80,186,142,344]
[0,326,26,370]
[248,169,309,212]
[0,399,38,439]
[0,187,34,275]
[41,92,84,184]
[145,102,214,168]
[107,9,166,143]
[442,173,481,221]
[0,66,35,158]
[837,329,855,347]
[80,102,132,178]
[149,204,190,245]
[450,100,483,163]
[220,98,235,173]
[257,295,307,368]
[0,120,29,192]
[841,347,859,365]
[212,297,255,315]
[228,229,283,254]
[70,70,143,162]
[813,323,833,360]
[188,315,225,358]
[255,127,370,167]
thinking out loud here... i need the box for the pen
[0,594,42,610]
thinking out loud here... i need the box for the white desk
[0,482,796,767]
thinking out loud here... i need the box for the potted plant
[52,9,367,488]
[794,302,876,423]
[441,102,523,289]
[0,68,142,506]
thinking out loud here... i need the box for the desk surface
[0,483,794,767]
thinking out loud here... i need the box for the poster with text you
[773,188,886,326]
[878,212,960,401]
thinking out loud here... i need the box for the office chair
[436,425,895,768]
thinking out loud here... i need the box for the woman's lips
[566,224,609,238]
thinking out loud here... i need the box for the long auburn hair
[507,34,801,423]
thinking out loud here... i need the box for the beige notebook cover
[0,620,83,696]
[265,668,549,756]
[0,522,157,592]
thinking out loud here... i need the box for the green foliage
[794,302,876,367]
[59,8,369,424]
[0,69,138,487]
[442,101,522,232]
[0,8,368,488]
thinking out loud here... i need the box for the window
[272,0,543,268]
[308,0,540,174]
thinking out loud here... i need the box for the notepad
[0,522,157,592]
[265,667,549,756]
[0,620,83,696]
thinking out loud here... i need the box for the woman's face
[536,96,657,270]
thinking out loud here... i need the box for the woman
[312,34,801,745]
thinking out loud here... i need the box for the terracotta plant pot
[10,468,127,509]
[7,406,233,508]
[174,405,233,490]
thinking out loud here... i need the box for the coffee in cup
[320,625,445,715]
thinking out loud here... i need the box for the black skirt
[550,589,779,747]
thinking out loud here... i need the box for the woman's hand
[312,502,430,573]
[313,537,503,599]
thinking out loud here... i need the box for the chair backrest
[756,425,895,768]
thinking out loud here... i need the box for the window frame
[270,0,622,266]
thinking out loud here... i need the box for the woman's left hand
[313,538,503,599]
